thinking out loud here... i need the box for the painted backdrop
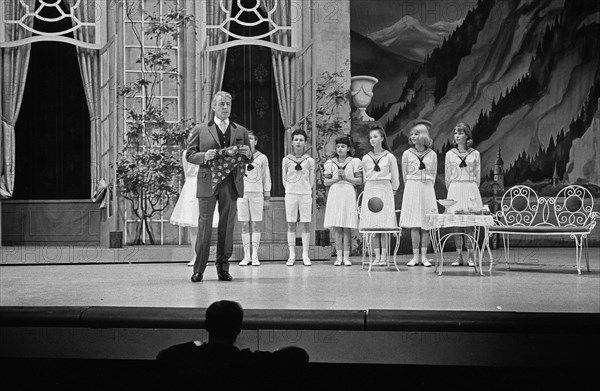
[351,0,599,197]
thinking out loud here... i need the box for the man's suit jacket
[186,120,250,198]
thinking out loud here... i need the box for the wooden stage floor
[1,246,598,313]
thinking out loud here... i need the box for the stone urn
[350,75,378,121]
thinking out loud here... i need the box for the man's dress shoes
[190,273,203,282]
[217,271,233,281]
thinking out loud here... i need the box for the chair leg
[502,235,510,270]
[573,235,582,275]
[361,234,366,270]
[584,235,590,273]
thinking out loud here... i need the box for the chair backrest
[356,189,400,230]
[554,185,595,228]
[497,185,540,227]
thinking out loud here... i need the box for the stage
[1,246,599,312]
[1,245,599,389]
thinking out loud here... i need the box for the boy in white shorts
[238,131,271,266]
[282,129,315,266]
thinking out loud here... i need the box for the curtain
[0,0,36,199]
[67,0,100,198]
[261,0,297,154]
[201,0,232,121]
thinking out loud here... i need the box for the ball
[367,197,384,213]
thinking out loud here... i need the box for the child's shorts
[284,194,312,222]
[237,192,264,222]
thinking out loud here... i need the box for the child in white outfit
[360,125,400,266]
[282,129,315,266]
[324,135,363,266]
[399,120,438,267]
[445,122,483,267]
[237,131,272,266]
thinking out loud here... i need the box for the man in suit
[186,91,251,282]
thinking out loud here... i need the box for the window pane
[162,74,179,96]
[144,0,160,16]
[166,49,178,68]
[164,27,177,48]
[125,47,142,70]
[163,98,178,121]
[162,0,178,12]
[125,22,142,46]
[126,71,143,85]
[124,0,143,21]
[126,97,142,113]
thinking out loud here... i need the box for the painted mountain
[367,15,462,62]
[359,0,600,193]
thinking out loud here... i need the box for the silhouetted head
[205,300,243,344]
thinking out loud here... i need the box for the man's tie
[219,121,227,134]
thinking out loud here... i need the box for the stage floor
[1,246,599,313]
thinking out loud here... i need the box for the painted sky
[350,0,476,34]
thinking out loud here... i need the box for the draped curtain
[0,0,36,199]
[262,0,297,153]
[201,0,232,121]
[67,0,100,198]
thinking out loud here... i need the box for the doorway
[13,0,90,200]
[221,0,286,196]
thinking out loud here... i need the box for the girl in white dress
[399,120,438,267]
[324,135,363,266]
[445,122,482,267]
[360,126,400,266]
[170,149,218,266]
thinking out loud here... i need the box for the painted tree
[115,1,195,244]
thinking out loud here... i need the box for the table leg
[430,228,441,274]
[484,227,493,274]
[392,232,401,272]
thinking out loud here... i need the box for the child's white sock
[251,232,261,261]
[287,232,296,260]
[407,249,419,266]
[241,232,251,260]
[302,232,310,260]
[420,247,432,267]
[373,248,381,261]
[343,250,351,266]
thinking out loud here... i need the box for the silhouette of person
[156,300,309,390]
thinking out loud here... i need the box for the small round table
[426,213,494,276]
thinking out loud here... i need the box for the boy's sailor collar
[286,153,309,161]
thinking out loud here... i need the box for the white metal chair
[355,190,402,272]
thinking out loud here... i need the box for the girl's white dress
[359,151,400,229]
[399,148,438,229]
[445,148,483,213]
[170,150,218,227]
[323,157,362,229]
